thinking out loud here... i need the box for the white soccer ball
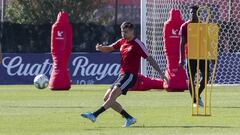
[34,74,49,89]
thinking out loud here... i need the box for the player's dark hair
[190,5,199,12]
[121,22,134,30]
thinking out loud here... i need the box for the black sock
[193,98,196,103]
[93,106,106,117]
[120,109,133,119]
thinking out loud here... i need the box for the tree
[6,0,113,24]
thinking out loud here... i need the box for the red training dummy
[49,11,72,90]
[163,8,188,91]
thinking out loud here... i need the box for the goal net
[141,0,240,84]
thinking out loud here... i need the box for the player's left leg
[197,60,210,107]
[199,60,210,95]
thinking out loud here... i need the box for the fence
[0,22,140,53]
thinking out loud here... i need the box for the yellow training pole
[188,6,219,116]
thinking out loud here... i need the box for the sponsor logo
[56,30,64,40]
[2,55,120,81]
[170,29,180,38]
[72,56,119,80]
[2,56,52,76]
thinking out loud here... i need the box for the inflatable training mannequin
[49,11,72,90]
[163,9,188,91]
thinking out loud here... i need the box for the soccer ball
[34,74,49,89]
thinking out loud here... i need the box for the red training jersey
[111,38,150,75]
[179,20,191,59]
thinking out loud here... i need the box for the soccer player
[179,6,209,107]
[81,22,168,127]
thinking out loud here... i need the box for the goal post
[140,0,147,75]
[141,0,240,84]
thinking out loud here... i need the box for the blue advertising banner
[1,52,239,85]
[0,53,120,85]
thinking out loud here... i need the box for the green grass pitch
[0,85,240,135]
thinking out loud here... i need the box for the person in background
[179,5,209,107]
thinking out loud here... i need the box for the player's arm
[179,28,186,67]
[146,55,168,82]
[179,35,186,65]
[96,43,115,53]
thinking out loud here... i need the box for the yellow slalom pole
[196,6,210,116]
[188,53,195,115]
[204,7,211,115]
[195,22,200,115]
[209,24,219,116]
[195,7,203,115]
[189,6,219,116]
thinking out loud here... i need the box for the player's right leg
[103,86,136,127]
[104,88,122,113]
[105,73,137,127]
[81,112,96,122]
[104,89,132,117]
[196,60,210,107]
[188,59,197,103]
[81,73,137,127]
[80,76,121,122]
[81,87,122,123]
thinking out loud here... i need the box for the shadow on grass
[214,106,240,109]
[97,125,235,129]
[5,105,85,109]
[132,125,234,129]
[83,128,102,131]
